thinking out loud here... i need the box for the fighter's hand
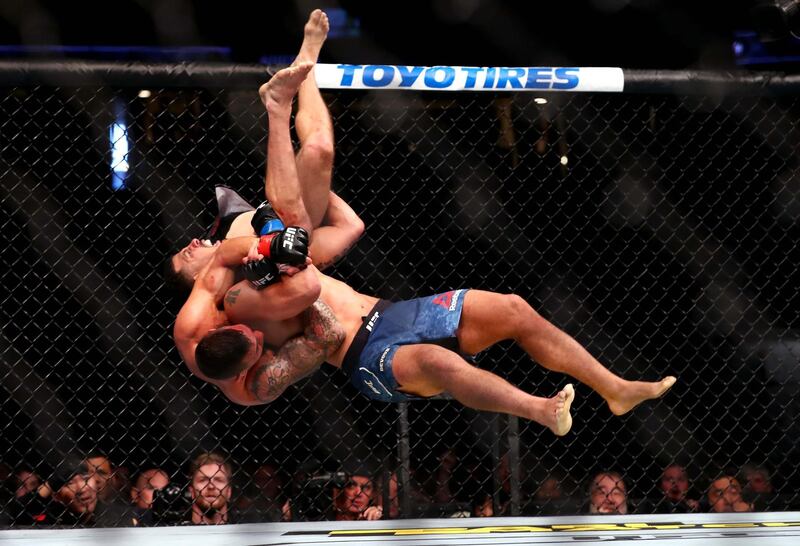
[276,257,311,277]
[278,254,314,277]
[242,257,281,289]
[243,238,264,265]
[242,254,312,288]
[257,226,310,266]
[359,506,383,521]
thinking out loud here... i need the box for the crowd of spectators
[0,451,794,527]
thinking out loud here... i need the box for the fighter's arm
[225,265,321,323]
[235,300,345,405]
[310,191,365,271]
[173,237,259,374]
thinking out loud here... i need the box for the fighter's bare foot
[607,376,676,416]
[294,9,329,65]
[259,62,314,110]
[547,384,575,437]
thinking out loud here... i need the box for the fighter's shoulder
[174,299,225,339]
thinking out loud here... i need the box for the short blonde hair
[189,452,232,480]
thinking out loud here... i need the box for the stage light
[109,101,130,191]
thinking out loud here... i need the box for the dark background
[2,0,800,526]
[0,1,774,68]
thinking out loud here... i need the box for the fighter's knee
[302,135,334,167]
[503,293,534,319]
[499,293,547,336]
[417,345,459,376]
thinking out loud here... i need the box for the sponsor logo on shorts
[359,367,391,396]
[449,289,462,311]
[432,291,453,310]
[366,311,380,333]
[379,347,391,372]
[432,290,462,312]
[363,379,381,396]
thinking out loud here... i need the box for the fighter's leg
[455,290,676,416]
[258,63,314,231]
[293,9,333,227]
[391,344,575,436]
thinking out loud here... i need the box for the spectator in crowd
[110,465,132,500]
[588,471,628,515]
[252,463,282,502]
[740,463,779,511]
[470,490,509,517]
[0,461,11,525]
[0,461,11,488]
[333,468,379,521]
[651,464,699,513]
[535,474,565,504]
[12,466,42,499]
[237,462,289,522]
[374,468,436,519]
[707,475,752,513]
[130,468,170,525]
[472,492,495,517]
[11,462,99,526]
[188,452,234,525]
[367,471,399,520]
[424,448,459,505]
[54,466,100,526]
[83,453,135,525]
[84,453,113,503]
[527,471,581,515]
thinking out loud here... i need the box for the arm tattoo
[246,300,345,404]
[225,288,241,306]
[314,241,358,271]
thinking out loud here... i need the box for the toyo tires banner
[315,64,625,92]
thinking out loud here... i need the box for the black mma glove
[251,201,285,235]
[242,258,281,289]
[257,226,309,266]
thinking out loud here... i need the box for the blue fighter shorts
[341,289,471,403]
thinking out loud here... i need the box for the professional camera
[291,471,348,521]
[150,483,192,525]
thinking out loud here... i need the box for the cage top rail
[2,60,800,95]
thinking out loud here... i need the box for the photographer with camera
[10,460,99,526]
[288,459,382,521]
[130,468,170,525]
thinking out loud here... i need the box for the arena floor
[1,512,799,545]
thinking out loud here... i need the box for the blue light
[326,8,361,39]
[109,119,130,191]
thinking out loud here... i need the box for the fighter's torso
[230,273,378,368]
[317,274,379,367]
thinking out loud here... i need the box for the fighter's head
[195,324,264,380]
[163,239,220,299]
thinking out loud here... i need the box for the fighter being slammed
[175,56,676,437]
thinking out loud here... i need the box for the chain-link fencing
[1,63,799,527]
